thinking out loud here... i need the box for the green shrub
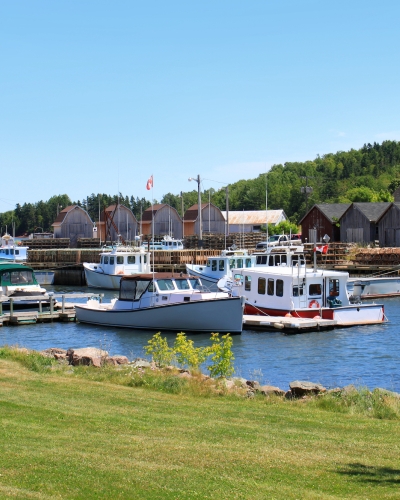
[206,333,235,379]
[173,332,208,371]
[144,332,175,367]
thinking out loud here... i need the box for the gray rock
[289,380,327,396]
[260,385,285,396]
[40,348,67,358]
[67,347,108,367]
[130,358,151,369]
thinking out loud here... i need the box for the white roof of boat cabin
[220,210,287,225]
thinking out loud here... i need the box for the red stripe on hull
[244,304,335,320]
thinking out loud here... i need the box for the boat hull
[347,277,400,299]
[243,303,385,326]
[84,265,123,289]
[75,297,243,333]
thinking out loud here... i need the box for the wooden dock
[243,314,337,332]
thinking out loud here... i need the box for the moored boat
[83,245,151,289]
[228,260,386,327]
[141,235,184,251]
[0,263,48,309]
[347,276,400,299]
[75,273,244,333]
[0,233,29,263]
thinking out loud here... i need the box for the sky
[1,0,399,213]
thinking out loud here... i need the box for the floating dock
[243,314,337,332]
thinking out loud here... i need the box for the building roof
[141,204,181,223]
[299,203,351,224]
[183,204,209,222]
[221,210,286,225]
[350,202,392,222]
[52,205,92,227]
[100,204,136,222]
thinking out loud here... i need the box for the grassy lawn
[0,357,399,499]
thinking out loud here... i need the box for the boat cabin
[253,245,306,268]
[0,264,38,287]
[0,234,28,262]
[96,248,151,275]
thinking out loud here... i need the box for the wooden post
[50,297,54,316]
[10,298,14,318]
[62,295,65,313]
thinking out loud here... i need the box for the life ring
[309,299,320,308]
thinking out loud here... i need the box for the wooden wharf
[0,293,102,327]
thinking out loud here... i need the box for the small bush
[0,346,55,373]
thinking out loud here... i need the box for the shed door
[346,228,363,243]
[308,229,317,243]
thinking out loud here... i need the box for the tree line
[2,140,400,235]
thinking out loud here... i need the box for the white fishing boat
[141,235,184,251]
[186,244,305,291]
[228,253,386,326]
[75,273,244,333]
[0,233,28,262]
[347,276,400,299]
[83,245,151,289]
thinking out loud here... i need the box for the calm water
[1,285,399,392]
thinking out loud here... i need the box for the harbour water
[0,285,399,392]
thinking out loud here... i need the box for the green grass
[0,349,399,499]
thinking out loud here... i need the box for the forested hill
[2,140,400,234]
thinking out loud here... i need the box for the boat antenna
[265,170,269,247]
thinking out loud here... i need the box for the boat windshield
[1,270,35,285]
[156,279,175,291]
[175,279,191,290]
[119,279,151,300]
[189,278,201,289]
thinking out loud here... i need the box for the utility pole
[300,176,314,214]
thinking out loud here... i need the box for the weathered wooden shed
[52,205,94,247]
[183,203,225,236]
[299,204,350,243]
[98,204,138,243]
[377,202,400,246]
[340,202,391,244]
[140,204,183,238]
[221,210,287,233]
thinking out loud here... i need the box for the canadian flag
[314,245,328,254]
[146,175,153,190]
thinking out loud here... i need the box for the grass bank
[0,348,399,499]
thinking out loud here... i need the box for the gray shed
[52,205,94,247]
[101,204,138,243]
[141,204,183,238]
[299,203,351,243]
[183,203,225,236]
[340,202,391,244]
[377,202,400,246]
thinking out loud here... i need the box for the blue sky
[1,0,399,212]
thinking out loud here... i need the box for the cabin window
[104,256,109,264]
[10,249,14,255]
[245,258,252,267]
[189,278,200,289]
[229,259,235,269]
[329,279,340,297]
[1,272,10,284]
[292,255,298,266]
[109,257,115,265]
[211,260,217,271]
[120,279,151,300]
[206,260,211,268]
[237,258,243,268]
[143,255,147,263]
[10,270,34,285]
[15,250,19,255]
[300,255,305,266]
[5,250,9,255]
[127,256,136,264]
[267,279,274,296]
[309,284,322,296]
[219,260,225,271]
[281,255,287,266]
[244,275,251,291]
[256,255,267,265]
[175,279,190,290]
[293,285,304,297]
[258,278,266,295]
[274,255,280,266]
[268,255,274,266]
[276,279,284,297]
[233,273,243,286]
[157,279,175,291]
[117,256,124,264]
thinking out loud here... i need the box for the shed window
[258,278,266,295]
[276,279,284,297]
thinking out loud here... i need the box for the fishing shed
[221,210,287,233]
[52,205,94,247]
[97,204,138,243]
[140,204,183,238]
[377,202,400,246]
[299,203,350,243]
[183,203,225,236]
[340,202,391,244]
